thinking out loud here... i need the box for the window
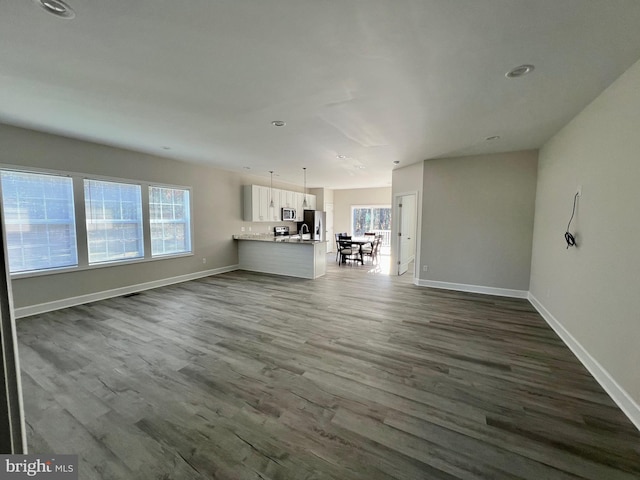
[0,171,77,273]
[352,205,392,237]
[84,179,144,264]
[149,186,191,256]
[0,167,193,275]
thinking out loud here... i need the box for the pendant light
[269,170,274,208]
[302,167,308,209]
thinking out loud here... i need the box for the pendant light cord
[269,171,274,208]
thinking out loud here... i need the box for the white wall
[530,58,640,422]
[418,151,538,294]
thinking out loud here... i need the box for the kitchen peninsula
[233,234,327,279]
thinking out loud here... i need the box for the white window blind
[84,179,144,264]
[0,170,78,273]
[149,186,191,256]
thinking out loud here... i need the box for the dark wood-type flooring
[16,256,640,479]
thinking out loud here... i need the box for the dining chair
[335,233,351,262]
[338,239,356,266]
[363,235,382,264]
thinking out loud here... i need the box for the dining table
[344,236,374,264]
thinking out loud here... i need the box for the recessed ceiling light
[34,0,75,19]
[485,135,501,141]
[271,120,286,127]
[337,155,347,159]
[393,160,400,165]
[505,64,534,78]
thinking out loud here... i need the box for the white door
[397,193,416,275]
[325,203,334,253]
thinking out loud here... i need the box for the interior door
[325,203,334,253]
[398,193,416,275]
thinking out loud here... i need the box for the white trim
[14,265,239,319]
[414,278,528,298]
[393,190,419,276]
[528,293,640,432]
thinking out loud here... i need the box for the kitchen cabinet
[244,185,316,222]
[295,192,304,221]
[268,188,280,221]
[308,194,317,210]
[280,189,295,208]
[235,236,326,279]
[243,185,269,221]
[296,192,316,217]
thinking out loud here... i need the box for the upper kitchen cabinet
[295,192,304,221]
[296,192,316,215]
[308,195,317,210]
[243,185,269,222]
[244,185,316,222]
[269,188,281,222]
[295,192,318,220]
[280,189,295,209]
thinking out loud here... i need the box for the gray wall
[530,58,640,404]
[0,123,295,310]
[418,151,538,291]
[391,162,424,275]
[333,187,392,235]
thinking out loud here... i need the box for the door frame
[325,203,334,253]
[392,190,420,278]
[0,209,27,453]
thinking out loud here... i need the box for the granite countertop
[233,234,325,244]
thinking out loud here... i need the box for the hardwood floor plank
[331,407,513,480]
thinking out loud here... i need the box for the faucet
[299,223,310,236]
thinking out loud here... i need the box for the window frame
[350,204,392,237]
[0,165,194,279]
[148,183,193,258]
[0,169,78,274]
[84,178,146,265]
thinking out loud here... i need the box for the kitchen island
[233,235,327,279]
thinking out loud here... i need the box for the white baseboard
[414,278,528,299]
[528,293,640,432]
[14,265,239,319]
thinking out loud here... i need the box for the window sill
[10,252,194,280]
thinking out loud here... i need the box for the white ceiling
[2,1,640,189]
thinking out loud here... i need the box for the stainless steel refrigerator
[302,210,326,242]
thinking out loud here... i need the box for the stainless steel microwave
[281,207,296,221]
